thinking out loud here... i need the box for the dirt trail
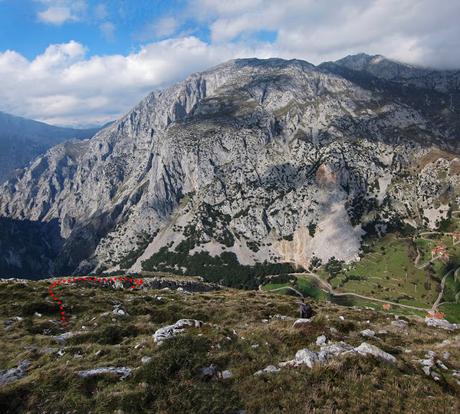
[287,273,430,312]
[432,266,460,311]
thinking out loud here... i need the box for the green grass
[295,278,326,300]
[439,303,460,323]
[0,278,460,413]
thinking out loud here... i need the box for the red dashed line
[49,276,143,323]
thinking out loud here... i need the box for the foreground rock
[279,341,397,369]
[0,360,31,385]
[354,343,397,364]
[318,342,355,362]
[360,329,376,338]
[53,331,85,344]
[292,318,312,328]
[254,365,281,376]
[425,317,459,331]
[153,319,203,343]
[77,367,132,379]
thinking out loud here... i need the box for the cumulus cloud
[38,7,75,25]
[0,38,265,126]
[190,0,460,68]
[1,0,460,126]
[36,0,87,25]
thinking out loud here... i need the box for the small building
[431,244,447,258]
[427,310,445,319]
[382,303,392,311]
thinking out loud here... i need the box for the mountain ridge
[0,111,102,183]
[0,54,459,282]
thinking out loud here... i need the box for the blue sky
[0,1,202,59]
[0,0,459,126]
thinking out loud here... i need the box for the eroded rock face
[0,56,459,277]
[153,319,203,343]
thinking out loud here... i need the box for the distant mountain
[326,53,460,92]
[0,55,459,280]
[0,111,101,183]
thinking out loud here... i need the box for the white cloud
[154,16,179,38]
[38,7,74,25]
[1,0,460,127]
[36,0,87,25]
[137,16,180,41]
[0,38,261,126]
[100,22,115,41]
[190,0,460,68]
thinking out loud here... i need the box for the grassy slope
[305,232,460,321]
[0,278,459,413]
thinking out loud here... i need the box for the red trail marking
[48,276,143,323]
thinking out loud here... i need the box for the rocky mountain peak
[0,55,459,280]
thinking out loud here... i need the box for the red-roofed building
[427,310,445,319]
[431,244,447,258]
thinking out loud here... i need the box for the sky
[0,0,459,127]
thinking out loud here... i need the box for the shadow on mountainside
[0,217,63,279]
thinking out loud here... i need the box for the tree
[325,256,343,280]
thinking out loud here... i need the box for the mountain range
[0,111,100,183]
[0,53,459,281]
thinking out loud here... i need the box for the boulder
[112,304,127,317]
[77,367,132,379]
[425,317,459,331]
[318,342,355,361]
[294,349,319,368]
[391,319,408,329]
[354,342,396,364]
[0,360,31,385]
[199,364,219,380]
[316,335,327,346]
[360,329,376,338]
[221,370,233,379]
[292,318,312,328]
[53,331,84,344]
[153,319,203,343]
[141,356,152,364]
[254,365,280,376]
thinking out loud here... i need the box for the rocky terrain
[0,54,459,283]
[0,111,100,183]
[0,276,459,413]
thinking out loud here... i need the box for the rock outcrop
[153,319,203,343]
[0,360,31,385]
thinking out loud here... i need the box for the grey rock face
[0,57,459,278]
[294,349,320,368]
[425,317,459,331]
[254,365,281,375]
[280,341,396,369]
[360,329,376,338]
[0,360,31,385]
[354,342,397,364]
[77,367,132,379]
[153,319,203,343]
